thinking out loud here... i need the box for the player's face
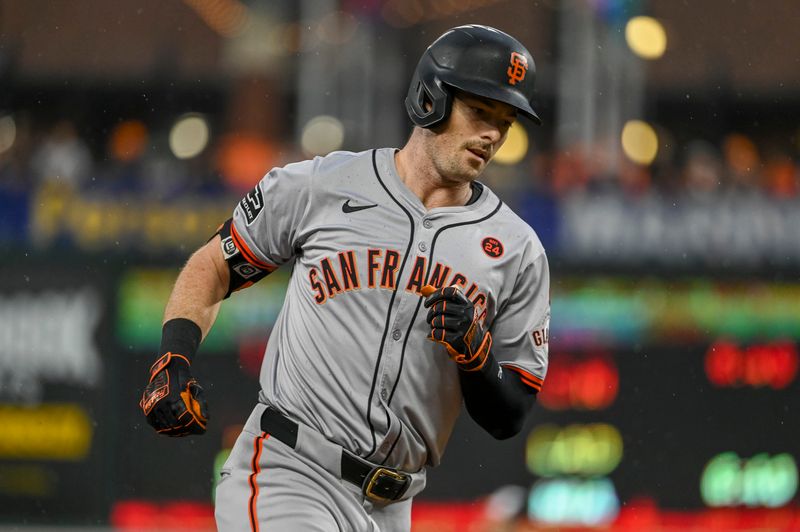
[426,93,517,183]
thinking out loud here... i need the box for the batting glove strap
[139,352,209,437]
[436,330,493,372]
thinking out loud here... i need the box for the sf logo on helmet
[507,52,528,85]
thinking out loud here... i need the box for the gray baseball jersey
[229,147,550,470]
[216,147,549,529]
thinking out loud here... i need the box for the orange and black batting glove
[421,284,492,372]
[140,352,209,436]
[140,318,209,437]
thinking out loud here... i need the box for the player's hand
[421,285,492,371]
[139,352,209,436]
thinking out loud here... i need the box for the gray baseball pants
[215,406,413,531]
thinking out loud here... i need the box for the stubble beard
[429,139,485,185]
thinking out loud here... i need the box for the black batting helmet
[405,25,541,129]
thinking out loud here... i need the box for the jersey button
[418,241,427,252]
[380,388,388,401]
[423,219,433,229]
[392,329,402,341]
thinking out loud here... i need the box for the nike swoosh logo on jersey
[342,200,378,213]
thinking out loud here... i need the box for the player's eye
[471,106,487,117]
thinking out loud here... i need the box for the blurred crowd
[0,117,231,200]
[536,133,800,200]
[1,113,799,204]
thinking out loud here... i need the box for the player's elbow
[486,418,524,440]
[470,406,526,440]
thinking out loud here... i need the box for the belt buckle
[363,467,409,503]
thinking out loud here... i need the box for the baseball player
[140,25,550,531]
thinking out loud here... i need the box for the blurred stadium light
[169,114,211,159]
[301,115,345,156]
[621,119,659,164]
[625,15,668,59]
[494,122,529,165]
[109,120,148,162]
[183,0,250,38]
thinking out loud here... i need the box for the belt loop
[260,406,298,447]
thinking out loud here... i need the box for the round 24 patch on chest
[481,237,504,258]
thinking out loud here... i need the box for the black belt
[260,407,411,503]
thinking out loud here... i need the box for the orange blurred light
[723,133,760,177]
[183,0,249,38]
[216,133,279,191]
[109,120,148,162]
[763,157,798,198]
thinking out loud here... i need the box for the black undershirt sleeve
[458,352,537,440]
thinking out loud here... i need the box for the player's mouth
[467,147,490,163]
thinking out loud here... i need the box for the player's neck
[395,141,472,210]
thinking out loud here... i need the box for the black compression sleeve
[159,318,202,362]
[458,353,536,439]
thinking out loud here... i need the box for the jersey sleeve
[230,160,314,270]
[490,251,550,393]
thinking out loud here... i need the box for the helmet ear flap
[405,62,453,129]
[414,81,431,113]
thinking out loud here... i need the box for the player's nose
[479,123,503,145]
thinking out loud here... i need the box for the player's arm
[422,248,550,439]
[140,220,274,437]
[422,285,537,439]
[140,164,312,437]
[162,234,229,339]
[458,355,536,440]
[138,234,234,437]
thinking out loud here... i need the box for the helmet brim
[443,79,542,126]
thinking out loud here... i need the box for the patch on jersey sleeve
[240,184,265,225]
[481,237,504,258]
[532,325,549,347]
[531,310,550,348]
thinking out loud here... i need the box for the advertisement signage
[0,263,114,524]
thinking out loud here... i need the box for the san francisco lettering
[308,249,489,320]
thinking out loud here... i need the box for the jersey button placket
[419,217,433,252]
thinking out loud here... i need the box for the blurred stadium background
[1,0,799,530]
